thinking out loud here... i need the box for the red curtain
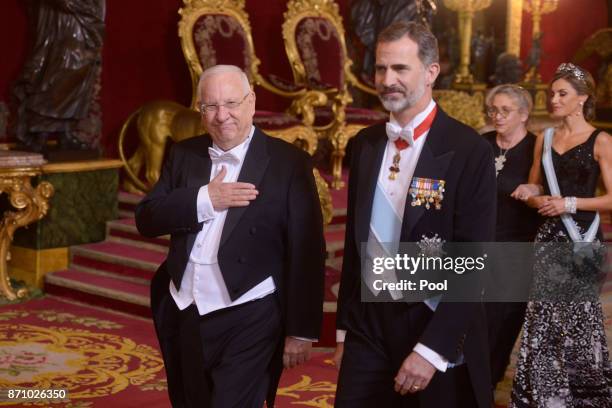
[520,0,608,82]
[0,0,606,156]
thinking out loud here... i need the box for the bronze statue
[13,0,105,153]
[524,32,543,82]
[470,29,496,83]
[489,52,524,86]
[350,0,437,80]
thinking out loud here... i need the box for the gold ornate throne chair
[118,0,332,223]
[282,0,388,189]
[178,0,326,131]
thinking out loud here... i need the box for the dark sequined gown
[511,130,612,407]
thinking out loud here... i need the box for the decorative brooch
[417,233,446,258]
[409,177,445,209]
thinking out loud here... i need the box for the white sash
[542,127,600,247]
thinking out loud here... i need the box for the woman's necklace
[494,134,521,177]
[494,145,509,177]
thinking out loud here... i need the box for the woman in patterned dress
[511,63,612,407]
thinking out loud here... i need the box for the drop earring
[575,101,584,116]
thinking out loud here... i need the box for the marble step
[70,240,164,281]
[45,268,151,318]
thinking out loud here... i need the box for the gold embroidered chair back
[179,0,259,108]
[178,0,327,128]
[282,0,386,189]
[284,4,345,93]
[282,0,381,115]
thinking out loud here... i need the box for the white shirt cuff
[197,185,215,223]
[290,336,317,342]
[336,329,347,343]
[413,343,448,372]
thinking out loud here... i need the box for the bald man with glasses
[136,64,326,408]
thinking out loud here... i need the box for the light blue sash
[369,182,441,310]
[370,182,402,256]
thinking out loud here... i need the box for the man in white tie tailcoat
[136,65,326,408]
[334,21,496,408]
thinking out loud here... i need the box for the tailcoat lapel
[353,128,387,251]
[220,128,270,246]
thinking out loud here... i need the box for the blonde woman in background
[482,84,540,393]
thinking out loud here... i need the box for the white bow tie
[208,147,240,164]
[385,122,415,147]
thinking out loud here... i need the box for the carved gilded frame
[282,0,378,188]
[178,0,326,128]
[282,0,377,100]
[0,167,53,300]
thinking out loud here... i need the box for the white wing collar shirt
[337,100,454,372]
[379,99,436,217]
[169,125,276,316]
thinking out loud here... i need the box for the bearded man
[333,21,496,408]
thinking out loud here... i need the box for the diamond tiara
[556,62,586,83]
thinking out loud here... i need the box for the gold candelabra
[505,0,523,56]
[523,0,559,82]
[524,0,558,40]
[443,0,492,84]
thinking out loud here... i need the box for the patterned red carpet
[0,296,169,407]
[1,292,610,407]
[0,296,338,407]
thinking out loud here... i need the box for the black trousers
[335,302,478,408]
[151,270,282,408]
[485,301,526,387]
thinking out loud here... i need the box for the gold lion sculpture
[118,100,203,193]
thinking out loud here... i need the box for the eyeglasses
[200,92,251,114]
[486,107,518,119]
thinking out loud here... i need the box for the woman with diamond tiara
[482,84,541,393]
[510,63,612,407]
